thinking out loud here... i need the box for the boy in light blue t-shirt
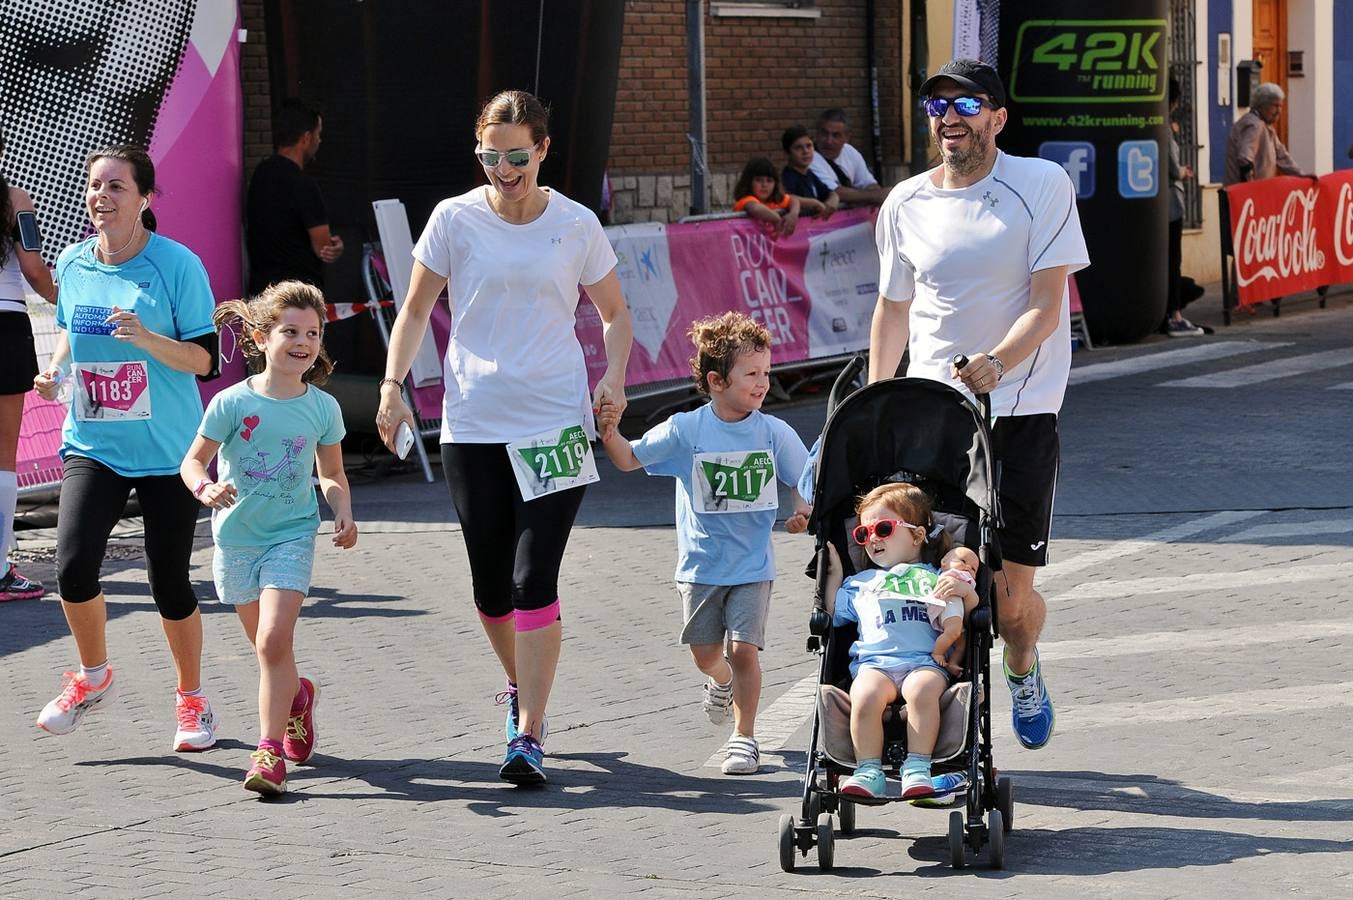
[597,312,810,776]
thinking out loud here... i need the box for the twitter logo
[1117,140,1159,199]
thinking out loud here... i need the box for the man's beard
[933,122,993,177]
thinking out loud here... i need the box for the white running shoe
[173,692,219,752]
[37,669,117,735]
[721,735,760,775]
[702,676,734,725]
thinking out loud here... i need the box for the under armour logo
[981,191,999,208]
[1029,540,1046,551]
[551,235,563,244]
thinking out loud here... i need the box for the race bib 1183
[506,424,600,501]
[692,449,778,514]
[71,361,152,422]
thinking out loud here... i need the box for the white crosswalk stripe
[1053,680,1353,733]
[1050,560,1350,601]
[1227,518,1353,541]
[1038,621,1353,661]
[1068,341,1288,385]
[1158,347,1353,388]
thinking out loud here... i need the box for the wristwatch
[987,354,1005,382]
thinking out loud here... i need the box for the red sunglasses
[851,519,921,545]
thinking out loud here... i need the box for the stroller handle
[951,354,992,426]
[827,355,867,418]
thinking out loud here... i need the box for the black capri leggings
[56,455,201,620]
[441,442,585,621]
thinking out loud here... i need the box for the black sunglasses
[923,96,991,118]
[475,145,537,168]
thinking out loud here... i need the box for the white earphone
[138,199,148,214]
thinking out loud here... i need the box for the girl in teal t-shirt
[181,281,357,797]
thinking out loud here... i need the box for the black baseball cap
[920,58,1007,108]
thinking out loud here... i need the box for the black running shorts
[0,310,39,395]
[991,413,1059,567]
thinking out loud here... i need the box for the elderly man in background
[1222,82,1313,184]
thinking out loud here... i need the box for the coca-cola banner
[1226,171,1353,307]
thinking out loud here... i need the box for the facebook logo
[1039,141,1095,199]
[1117,140,1159,199]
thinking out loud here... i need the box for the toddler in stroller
[821,482,979,802]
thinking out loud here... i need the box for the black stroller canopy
[811,378,995,523]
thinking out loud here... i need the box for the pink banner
[1226,171,1353,306]
[408,209,880,421]
[14,5,244,492]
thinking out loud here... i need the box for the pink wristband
[192,478,212,498]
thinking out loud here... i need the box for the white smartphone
[395,421,415,460]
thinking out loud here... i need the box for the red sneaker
[244,745,287,796]
[283,675,319,764]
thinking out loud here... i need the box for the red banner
[1226,171,1353,306]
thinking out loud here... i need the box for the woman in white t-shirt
[376,90,632,786]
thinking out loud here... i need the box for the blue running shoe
[910,772,969,808]
[499,734,546,785]
[497,681,548,744]
[1005,647,1055,749]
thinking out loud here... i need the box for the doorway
[1252,0,1287,143]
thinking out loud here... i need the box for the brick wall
[240,1,273,177]
[608,0,906,223]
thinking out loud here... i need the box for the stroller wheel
[838,798,856,834]
[987,809,1006,869]
[816,813,835,871]
[948,810,966,868]
[997,777,1014,832]
[777,813,796,872]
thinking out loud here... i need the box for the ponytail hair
[85,144,159,231]
[213,281,334,384]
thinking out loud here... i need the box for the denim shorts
[212,536,315,605]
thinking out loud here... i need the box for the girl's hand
[332,514,358,549]
[779,210,798,238]
[824,542,843,580]
[199,481,238,510]
[785,497,812,534]
[33,365,63,402]
[376,384,416,454]
[106,306,152,348]
[592,373,627,441]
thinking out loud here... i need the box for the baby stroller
[776,356,1014,871]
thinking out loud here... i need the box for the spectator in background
[810,109,890,208]
[781,126,839,220]
[732,158,799,237]
[1222,83,1313,185]
[1164,76,1203,337]
[246,98,344,296]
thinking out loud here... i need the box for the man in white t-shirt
[809,109,890,207]
[869,58,1090,753]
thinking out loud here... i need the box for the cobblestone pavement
[3,289,1352,898]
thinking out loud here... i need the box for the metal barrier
[361,244,436,482]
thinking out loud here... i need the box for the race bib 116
[692,449,778,514]
[71,361,152,422]
[506,424,600,501]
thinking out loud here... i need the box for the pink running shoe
[283,675,319,764]
[0,564,45,602]
[244,745,288,796]
[37,669,117,735]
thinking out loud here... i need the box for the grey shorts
[860,659,950,692]
[677,581,772,649]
